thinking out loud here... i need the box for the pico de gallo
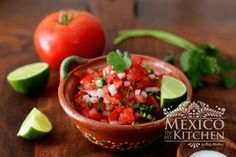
[74,50,164,125]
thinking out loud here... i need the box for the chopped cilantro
[118,88,124,93]
[77,85,81,91]
[120,99,125,105]
[98,102,104,112]
[88,102,93,108]
[96,77,106,88]
[144,65,154,74]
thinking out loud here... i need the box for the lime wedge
[7,62,49,94]
[160,75,187,108]
[17,108,52,140]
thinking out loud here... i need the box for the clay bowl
[177,138,236,157]
[58,54,192,151]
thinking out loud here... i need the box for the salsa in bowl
[74,51,187,125]
[58,50,192,150]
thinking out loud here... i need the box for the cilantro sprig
[107,50,131,72]
[113,29,236,89]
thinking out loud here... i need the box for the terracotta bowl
[177,138,236,157]
[58,54,192,151]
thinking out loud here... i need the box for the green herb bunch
[114,29,236,89]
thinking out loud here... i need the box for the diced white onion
[155,71,161,76]
[110,70,116,75]
[109,120,119,125]
[86,90,98,97]
[135,89,141,95]
[105,103,113,110]
[117,72,126,79]
[82,95,90,102]
[108,84,117,96]
[149,74,156,79]
[141,91,148,97]
[89,97,99,103]
[145,87,160,92]
[124,81,131,87]
[103,97,110,104]
[102,111,110,117]
[105,67,110,74]
[103,69,106,77]
[95,79,103,87]
[97,89,104,97]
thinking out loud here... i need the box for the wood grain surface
[0,0,236,156]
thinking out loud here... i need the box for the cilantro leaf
[219,60,236,72]
[107,50,131,72]
[180,45,220,89]
[186,70,203,89]
[219,59,236,88]
[220,73,236,88]
[198,44,221,58]
[200,56,219,75]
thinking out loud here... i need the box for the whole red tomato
[34,10,105,69]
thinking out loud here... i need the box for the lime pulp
[160,75,187,108]
[17,108,52,140]
[7,62,49,94]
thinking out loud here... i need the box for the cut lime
[160,75,187,108]
[7,62,49,94]
[17,108,52,140]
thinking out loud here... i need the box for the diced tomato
[74,91,87,107]
[88,108,101,120]
[80,82,97,90]
[108,110,120,121]
[105,65,112,74]
[158,73,164,80]
[134,95,146,103]
[127,66,149,82]
[98,67,105,77]
[124,69,129,74]
[153,81,161,87]
[113,79,123,89]
[134,112,141,121]
[114,105,123,112]
[93,102,99,111]
[135,76,152,89]
[119,90,126,97]
[81,108,89,117]
[104,103,113,111]
[147,95,160,112]
[126,90,134,101]
[74,70,81,79]
[100,118,109,123]
[80,72,97,84]
[131,55,143,67]
[113,93,122,100]
[106,73,117,84]
[118,107,135,125]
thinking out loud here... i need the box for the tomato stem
[58,10,78,25]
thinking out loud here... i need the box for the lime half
[17,108,52,140]
[160,75,187,108]
[7,62,49,94]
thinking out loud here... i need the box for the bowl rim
[58,54,193,130]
